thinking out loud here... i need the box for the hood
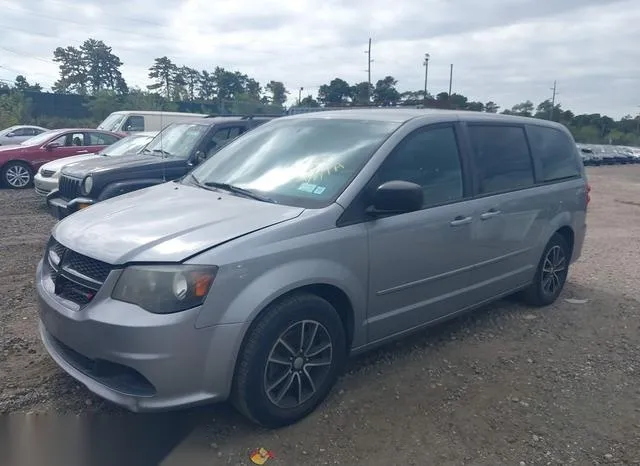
[0,145,27,155]
[40,153,102,173]
[52,182,305,264]
[61,153,164,178]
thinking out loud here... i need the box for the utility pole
[364,38,373,103]
[298,87,303,105]
[423,53,430,107]
[549,81,557,120]
[448,64,453,97]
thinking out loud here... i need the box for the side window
[376,126,464,208]
[202,126,243,158]
[88,132,119,146]
[11,128,27,136]
[33,128,46,136]
[52,132,84,146]
[468,125,534,195]
[227,126,243,139]
[124,115,145,132]
[527,125,581,182]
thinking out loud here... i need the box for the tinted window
[202,126,244,157]
[468,125,534,194]
[125,116,145,131]
[527,125,580,181]
[377,126,464,208]
[89,132,119,146]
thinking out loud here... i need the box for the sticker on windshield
[313,186,326,195]
[298,182,317,193]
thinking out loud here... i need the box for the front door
[366,124,477,343]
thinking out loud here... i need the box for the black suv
[46,115,276,219]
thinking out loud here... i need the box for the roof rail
[204,113,283,119]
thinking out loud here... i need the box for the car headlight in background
[111,265,218,313]
[81,175,93,195]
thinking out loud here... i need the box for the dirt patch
[1,168,639,465]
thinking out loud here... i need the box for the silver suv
[36,109,589,427]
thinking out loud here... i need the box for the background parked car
[47,116,275,219]
[0,128,123,189]
[97,110,207,134]
[0,125,49,146]
[34,131,157,197]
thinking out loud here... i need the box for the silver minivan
[36,109,589,427]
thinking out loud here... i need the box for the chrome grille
[41,169,56,178]
[58,175,81,200]
[44,237,113,308]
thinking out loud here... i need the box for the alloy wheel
[263,320,333,409]
[5,164,31,188]
[541,245,566,295]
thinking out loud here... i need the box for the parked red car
[0,128,123,189]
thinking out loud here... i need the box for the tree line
[0,37,639,146]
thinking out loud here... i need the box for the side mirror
[367,180,423,215]
[6,132,15,138]
[45,142,62,151]
[192,150,207,165]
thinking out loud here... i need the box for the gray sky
[1,0,639,118]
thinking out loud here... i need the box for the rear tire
[232,293,347,428]
[2,161,33,189]
[521,233,570,307]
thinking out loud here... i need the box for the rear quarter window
[526,125,581,182]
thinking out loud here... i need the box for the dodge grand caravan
[36,109,588,427]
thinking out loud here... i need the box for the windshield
[97,113,126,131]
[142,123,209,159]
[0,126,17,136]
[20,130,60,146]
[102,134,154,156]
[188,118,401,208]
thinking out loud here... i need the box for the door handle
[480,209,501,220]
[450,215,472,227]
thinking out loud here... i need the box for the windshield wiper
[203,181,276,203]
[151,149,172,157]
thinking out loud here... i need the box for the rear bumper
[46,190,96,220]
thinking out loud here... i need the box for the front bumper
[46,190,96,220]
[34,173,58,197]
[36,259,247,412]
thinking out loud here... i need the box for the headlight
[81,175,93,195]
[111,265,218,314]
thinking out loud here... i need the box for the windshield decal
[297,182,317,193]
[312,186,326,195]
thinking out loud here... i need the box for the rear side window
[468,125,534,195]
[89,132,119,146]
[527,125,580,181]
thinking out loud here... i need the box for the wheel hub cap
[293,357,304,370]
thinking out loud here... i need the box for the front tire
[2,161,33,189]
[232,293,347,428]
[521,233,571,307]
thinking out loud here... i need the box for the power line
[2,4,171,42]
[0,44,54,65]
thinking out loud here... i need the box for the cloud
[0,0,639,117]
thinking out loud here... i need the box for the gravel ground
[1,166,639,465]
